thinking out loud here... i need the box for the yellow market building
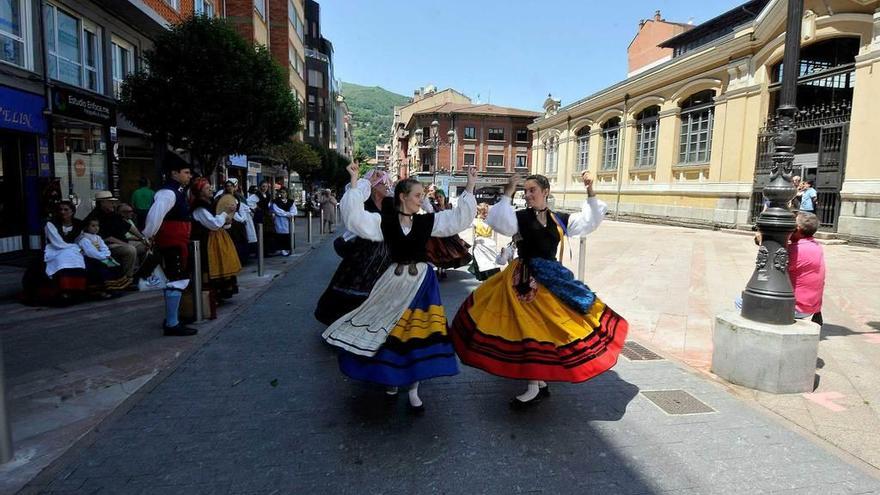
[529,0,880,245]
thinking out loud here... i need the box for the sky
[320,0,746,111]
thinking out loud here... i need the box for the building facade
[530,0,880,245]
[402,102,539,196]
[0,0,181,255]
[225,0,307,188]
[303,0,337,150]
[389,86,471,178]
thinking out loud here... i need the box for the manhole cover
[621,341,664,361]
[641,390,716,415]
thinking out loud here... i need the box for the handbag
[138,265,168,291]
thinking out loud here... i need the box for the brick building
[401,102,540,196]
[627,10,693,77]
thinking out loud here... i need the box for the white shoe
[281,250,290,256]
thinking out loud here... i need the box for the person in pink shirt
[739,212,825,325]
[788,212,825,325]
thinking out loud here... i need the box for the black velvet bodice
[515,208,570,261]
[380,202,435,263]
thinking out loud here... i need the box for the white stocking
[408,381,422,408]
[516,381,541,402]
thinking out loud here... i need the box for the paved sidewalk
[23,242,880,494]
[0,216,333,494]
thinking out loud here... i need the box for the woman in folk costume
[424,189,472,279]
[469,202,502,281]
[314,168,393,325]
[30,200,88,305]
[322,163,478,413]
[190,178,242,301]
[271,188,298,257]
[215,178,252,264]
[450,171,628,409]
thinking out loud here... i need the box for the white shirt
[142,189,176,239]
[486,195,608,237]
[193,207,229,231]
[77,232,112,260]
[44,222,85,277]
[340,178,476,241]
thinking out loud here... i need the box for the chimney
[654,10,662,21]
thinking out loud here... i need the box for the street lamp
[740,0,803,324]
[414,118,455,184]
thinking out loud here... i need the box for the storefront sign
[0,86,47,134]
[229,154,247,168]
[247,160,261,175]
[51,87,115,124]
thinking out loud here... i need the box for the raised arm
[342,162,383,242]
[486,174,520,236]
[431,167,479,237]
[566,171,607,237]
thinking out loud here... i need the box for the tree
[266,140,322,183]
[352,148,371,175]
[120,15,300,177]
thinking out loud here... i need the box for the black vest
[160,180,191,222]
[515,208,570,261]
[380,204,435,263]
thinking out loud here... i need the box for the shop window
[53,123,107,219]
[0,0,32,70]
[44,4,103,93]
[678,90,715,164]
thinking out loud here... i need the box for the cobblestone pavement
[23,238,880,495]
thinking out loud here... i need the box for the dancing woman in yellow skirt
[450,171,628,408]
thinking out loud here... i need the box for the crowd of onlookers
[22,176,337,309]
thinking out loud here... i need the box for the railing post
[257,223,265,277]
[289,216,296,254]
[320,207,325,234]
[577,237,587,282]
[191,240,203,322]
[307,210,313,244]
[0,336,13,464]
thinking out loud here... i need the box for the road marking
[802,391,847,412]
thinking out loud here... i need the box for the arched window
[543,136,558,174]
[575,126,590,172]
[678,90,715,164]
[633,106,660,169]
[601,117,620,171]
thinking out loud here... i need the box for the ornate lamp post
[740,0,803,325]
[414,119,456,185]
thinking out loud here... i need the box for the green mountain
[341,82,410,156]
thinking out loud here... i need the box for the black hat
[163,151,190,173]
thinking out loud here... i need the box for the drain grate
[621,341,664,361]
[641,390,716,415]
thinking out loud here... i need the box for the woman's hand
[504,173,521,198]
[347,162,360,188]
[582,171,595,197]
[465,167,478,193]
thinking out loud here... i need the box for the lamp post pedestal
[711,0,821,394]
